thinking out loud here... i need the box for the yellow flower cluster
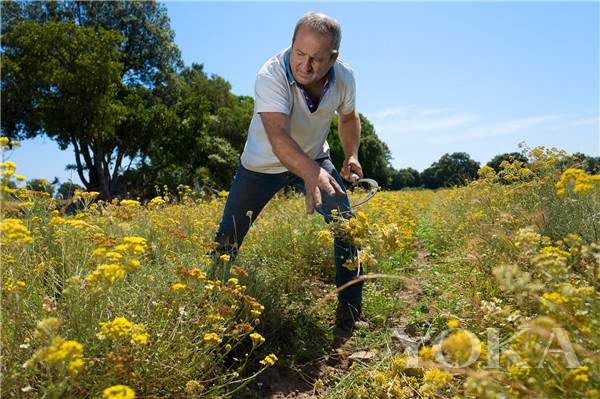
[441,330,484,366]
[419,368,452,396]
[120,199,141,207]
[328,210,370,246]
[0,136,18,150]
[171,282,188,291]
[243,294,265,318]
[148,196,166,207]
[378,219,416,252]
[87,236,146,287]
[316,229,334,245]
[249,332,265,346]
[540,245,571,258]
[176,266,207,281]
[3,277,26,294]
[73,190,100,202]
[260,353,278,366]
[50,216,97,231]
[24,337,85,376]
[565,366,591,384]
[97,317,149,346]
[447,319,460,329]
[203,332,222,345]
[102,385,136,399]
[1,218,33,245]
[542,291,569,305]
[556,168,600,196]
[0,160,17,178]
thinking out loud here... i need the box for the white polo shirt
[240,47,356,174]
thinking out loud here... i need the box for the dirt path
[237,241,432,399]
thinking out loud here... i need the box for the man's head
[291,12,341,87]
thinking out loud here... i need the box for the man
[213,12,365,344]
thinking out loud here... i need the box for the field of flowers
[1,137,599,398]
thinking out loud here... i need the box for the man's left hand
[341,155,363,182]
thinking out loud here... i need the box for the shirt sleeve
[254,72,290,114]
[337,68,356,115]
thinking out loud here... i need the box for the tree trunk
[92,141,111,200]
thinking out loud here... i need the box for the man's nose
[301,59,313,73]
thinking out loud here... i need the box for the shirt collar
[284,46,336,87]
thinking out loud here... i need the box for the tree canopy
[1,0,182,199]
[421,152,480,189]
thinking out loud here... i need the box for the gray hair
[292,12,341,53]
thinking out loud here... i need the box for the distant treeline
[2,1,597,200]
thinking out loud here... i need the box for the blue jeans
[214,157,364,307]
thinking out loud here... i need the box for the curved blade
[351,178,379,208]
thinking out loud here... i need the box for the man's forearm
[339,112,361,159]
[269,128,320,179]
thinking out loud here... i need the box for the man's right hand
[303,165,344,214]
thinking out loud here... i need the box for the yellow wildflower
[203,332,222,345]
[249,332,266,346]
[102,385,136,399]
[1,218,33,245]
[540,246,570,258]
[447,319,460,329]
[260,353,278,366]
[227,277,240,286]
[423,367,452,385]
[542,291,569,305]
[105,251,123,261]
[86,264,126,285]
[92,248,107,257]
[317,229,334,244]
[120,199,140,207]
[171,283,188,291]
[556,168,597,196]
[131,333,149,345]
[148,196,166,206]
[97,317,147,343]
[125,259,141,271]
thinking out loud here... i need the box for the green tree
[421,152,480,189]
[26,178,56,196]
[568,152,600,174]
[327,113,395,188]
[487,152,529,172]
[1,1,182,199]
[390,168,421,190]
[2,22,126,199]
[56,181,84,200]
[126,64,255,195]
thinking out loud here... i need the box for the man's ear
[330,51,339,64]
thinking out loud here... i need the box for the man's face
[290,26,338,87]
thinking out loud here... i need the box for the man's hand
[258,111,345,213]
[303,165,344,214]
[341,155,363,183]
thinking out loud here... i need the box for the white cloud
[429,115,562,143]
[368,105,415,119]
[367,104,599,148]
[547,116,600,131]
[367,105,475,134]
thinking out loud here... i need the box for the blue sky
[8,1,599,186]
